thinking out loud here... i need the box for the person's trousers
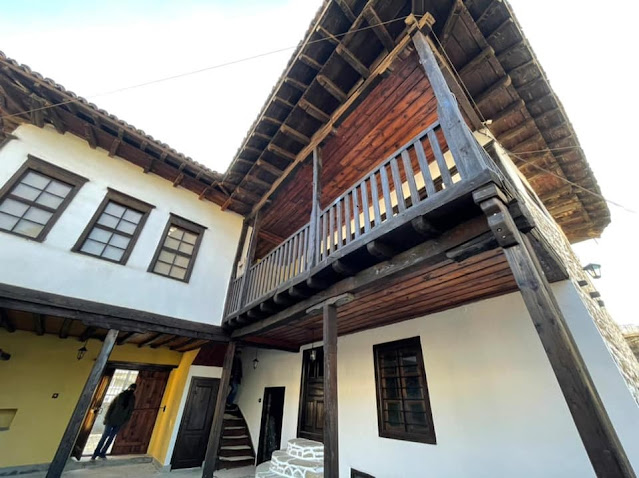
[92,424,121,458]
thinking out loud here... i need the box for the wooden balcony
[222,116,500,327]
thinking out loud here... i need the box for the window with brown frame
[0,156,87,241]
[373,337,436,444]
[73,189,154,264]
[148,214,205,282]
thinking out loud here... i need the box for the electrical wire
[0,15,413,121]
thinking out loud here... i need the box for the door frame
[257,386,286,465]
[73,361,176,458]
[171,376,220,470]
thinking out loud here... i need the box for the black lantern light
[583,263,602,279]
[253,349,259,370]
[309,328,317,362]
[77,341,88,361]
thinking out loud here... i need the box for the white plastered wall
[0,125,243,325]
[162,365,223,467]
[237,284,639,477]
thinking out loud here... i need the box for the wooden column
[473,184,635,478]
[223,219,250,316]
[412,30,487,179]
[238,214,260,308]
[308,147,323,266]
[202,341,236,478]
[323,302,338,478]
[46,329,118,478]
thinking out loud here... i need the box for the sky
[0,0,637,325]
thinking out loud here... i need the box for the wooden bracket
[306,293,354,315]
[473,184,519,248]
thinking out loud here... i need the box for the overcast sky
[1,0,637,326]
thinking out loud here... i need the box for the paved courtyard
[15,463,255,478]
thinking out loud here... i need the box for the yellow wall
[147,349,199,465]
[0,330,182,468]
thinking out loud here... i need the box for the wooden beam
[299,98,331,123]
[108,138,121,158]
[473,185,635,478]
[336,44,370,78]
[79,326,96,342]
[309,147,322,266]
[458,46,494,78]
[138,332,163,348]
[363,6,395,51]
[0,283,230,342]
[299,54,323,71]
[84,124,97,149]
[263,116,283,126]
[475,75,512,107]
[34,314,45,336]
[0,309,15,333]
[334,0,355,21]
[440,0,463,46]
[238,214,261,309]
[202,341,236,478]
[116,331,137,345]
[59,318,72,339]
[497,119,536,144]
[316,75,347,102]
[492,99,525,124]
[284,77,309,92]
[246,175,271,191]
[280,124,311,145]
[249,14,433,217]
[150,334,178,349]
[316,25,340,46]
[323,302,339,477]
[274,96,295,110]
[256,159,284,177]
[171,337,198,350]
[46,329,118,478]
[267,143,297,162]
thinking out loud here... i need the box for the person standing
[227,349,242,405]
[91,384,137,460]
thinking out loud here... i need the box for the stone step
[286,438,324,461]
[219,445,253,457]
[256,461,280,478]
[218,455,255,470]
[221,436,251,448]
[270,450,323,478]
[223,426,248,436]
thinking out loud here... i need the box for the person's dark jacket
[231,356,242,384]
[104,390,136,427]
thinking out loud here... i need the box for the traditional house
[1,1,639,478]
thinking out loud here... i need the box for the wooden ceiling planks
[251,248,517,346]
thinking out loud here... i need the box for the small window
[73,189,154,264]
[373,337,436,444]
[0,156,87,241]
[149,214,205,282]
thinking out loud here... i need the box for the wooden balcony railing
[223,117,496,319]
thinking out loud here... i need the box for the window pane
[0,212,19,231]
[158,250,175,264]
[23,208,53,225]
[105,202,126,218]
[167,227,184,240]
[183,232,197,244]
[384,402,403,426]
[81,239,106,256]
[109,233,130,249]
[97,213,119,229]
[116,219,137,235]
[404,387,424,400]
[22,171,50,189]
[89,227,112,243]
[380,353,398,368]
[102,246,124,262]
[400,354,418,366]
[169,266,187,280]
[13,219,44,238]
[154,261,171,275]
[45,180,72,198]
[164,237,180,250]
[36,192,63,209]
[0,198,29,217]
[122,209,142,224]
[178,242,194,255]
[12,183,41,201]
[174,255,190,268]
[403,376,421,390]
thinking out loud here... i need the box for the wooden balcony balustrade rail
[223,116,489,318]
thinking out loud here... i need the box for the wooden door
[257,387,286,464]
[111,370,170,455]
[72,369,115,459]
[171,377,220,469]
[297,348,324,442]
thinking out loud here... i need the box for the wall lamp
[583,263,602,279]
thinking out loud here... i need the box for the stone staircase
[255,438,323,478]
[217,404,256,470]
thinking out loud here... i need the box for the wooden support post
[309,147,322,267]
[473,184,635,478]
[238,214,260,309]
[223,219,250,317]
[412,30,487,179]
[323,302,339,478]
[202,341,237,478]
[46,329,118,478]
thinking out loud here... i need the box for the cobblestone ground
[16,463,255,478]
